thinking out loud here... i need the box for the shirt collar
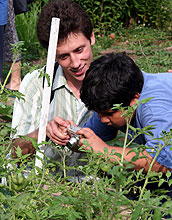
[52,65,68,91]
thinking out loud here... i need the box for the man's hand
[12,129,39,158]
[77,127,109,153]
[168,70,172,73]
[46,116,73,145]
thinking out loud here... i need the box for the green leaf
[16,146,22,158]
[162,200,172,209]
[153,207,162,220]
[103,147,109,153]
[166,170,171,179]
[168,179,172,187]
[158,178,165,187]
[131,204,142,220]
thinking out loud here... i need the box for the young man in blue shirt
[77,52,172,173]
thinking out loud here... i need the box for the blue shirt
[0,0,8,25]
[84,72,172,169]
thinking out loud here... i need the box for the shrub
[74,0,172,33]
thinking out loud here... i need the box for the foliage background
[14,0,172,60]
[0,0,172,219]
[74,0,172,33]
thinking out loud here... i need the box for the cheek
[83,47,93,61]
[119,116,127,126]
[111,116,126,127]
[56,59,69,69]
[121,117,126,126]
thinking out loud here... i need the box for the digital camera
[67,125,81,149]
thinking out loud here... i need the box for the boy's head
[80,52,144,114]
[37,0,93,50]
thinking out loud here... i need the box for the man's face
[56,32,95,84]
[98,110,127,128]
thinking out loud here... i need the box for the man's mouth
[71,65,85,75]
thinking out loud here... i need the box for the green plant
[1,95,172,219]
[0,42,25,123]
[1,24,172,220]
[97,26,172,73]
[74,0,172,34]
[15,1,47,61]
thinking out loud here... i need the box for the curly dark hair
[37,0,93,50]
[80,52,144,113]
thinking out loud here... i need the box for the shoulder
[19,68,44,94]
[140,72,172,104]
[142,71,172,88]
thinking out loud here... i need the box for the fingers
[53,116,70,127]
[46,117,70,145]
[168,70,172,73]
[77,127,95,137]
[68,120,77,127]
[77,128,96,146]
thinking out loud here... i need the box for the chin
[76,74,85,81]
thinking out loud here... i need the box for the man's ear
[90,32,95,45]
[130,93,140,106]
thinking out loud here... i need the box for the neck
[66,78,82,99]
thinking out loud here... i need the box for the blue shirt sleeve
[137,103,172,169]
[83,112,118,142]
[135,72,172,169]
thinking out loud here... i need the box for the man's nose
[70,54,81,68]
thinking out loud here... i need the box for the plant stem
[121,119,129,163]
[138,145,164,201]
[62,150,66,178]
[0,56,17,94]
[34,170,45,197]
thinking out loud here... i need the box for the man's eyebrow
[73,45,84,51]
[56,53,68,58]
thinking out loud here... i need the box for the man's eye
[59,55,68,60]
[76,47,83,53]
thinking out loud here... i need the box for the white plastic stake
[35,17,60,170]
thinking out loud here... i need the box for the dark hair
[80,52,144,113]
[37,0,93,50]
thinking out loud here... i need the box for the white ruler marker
[35,17,60,170]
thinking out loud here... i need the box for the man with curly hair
[11,0,95,178]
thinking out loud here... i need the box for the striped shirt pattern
[12,65,93,136]
[11,65,93,179]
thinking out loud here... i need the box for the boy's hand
[77,127,109,152]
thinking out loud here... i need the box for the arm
[11,71,42,157]
[12,116,71,157]
[43,112,118,146]
[78,128,170,173]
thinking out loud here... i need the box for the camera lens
[67,135,80,149]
